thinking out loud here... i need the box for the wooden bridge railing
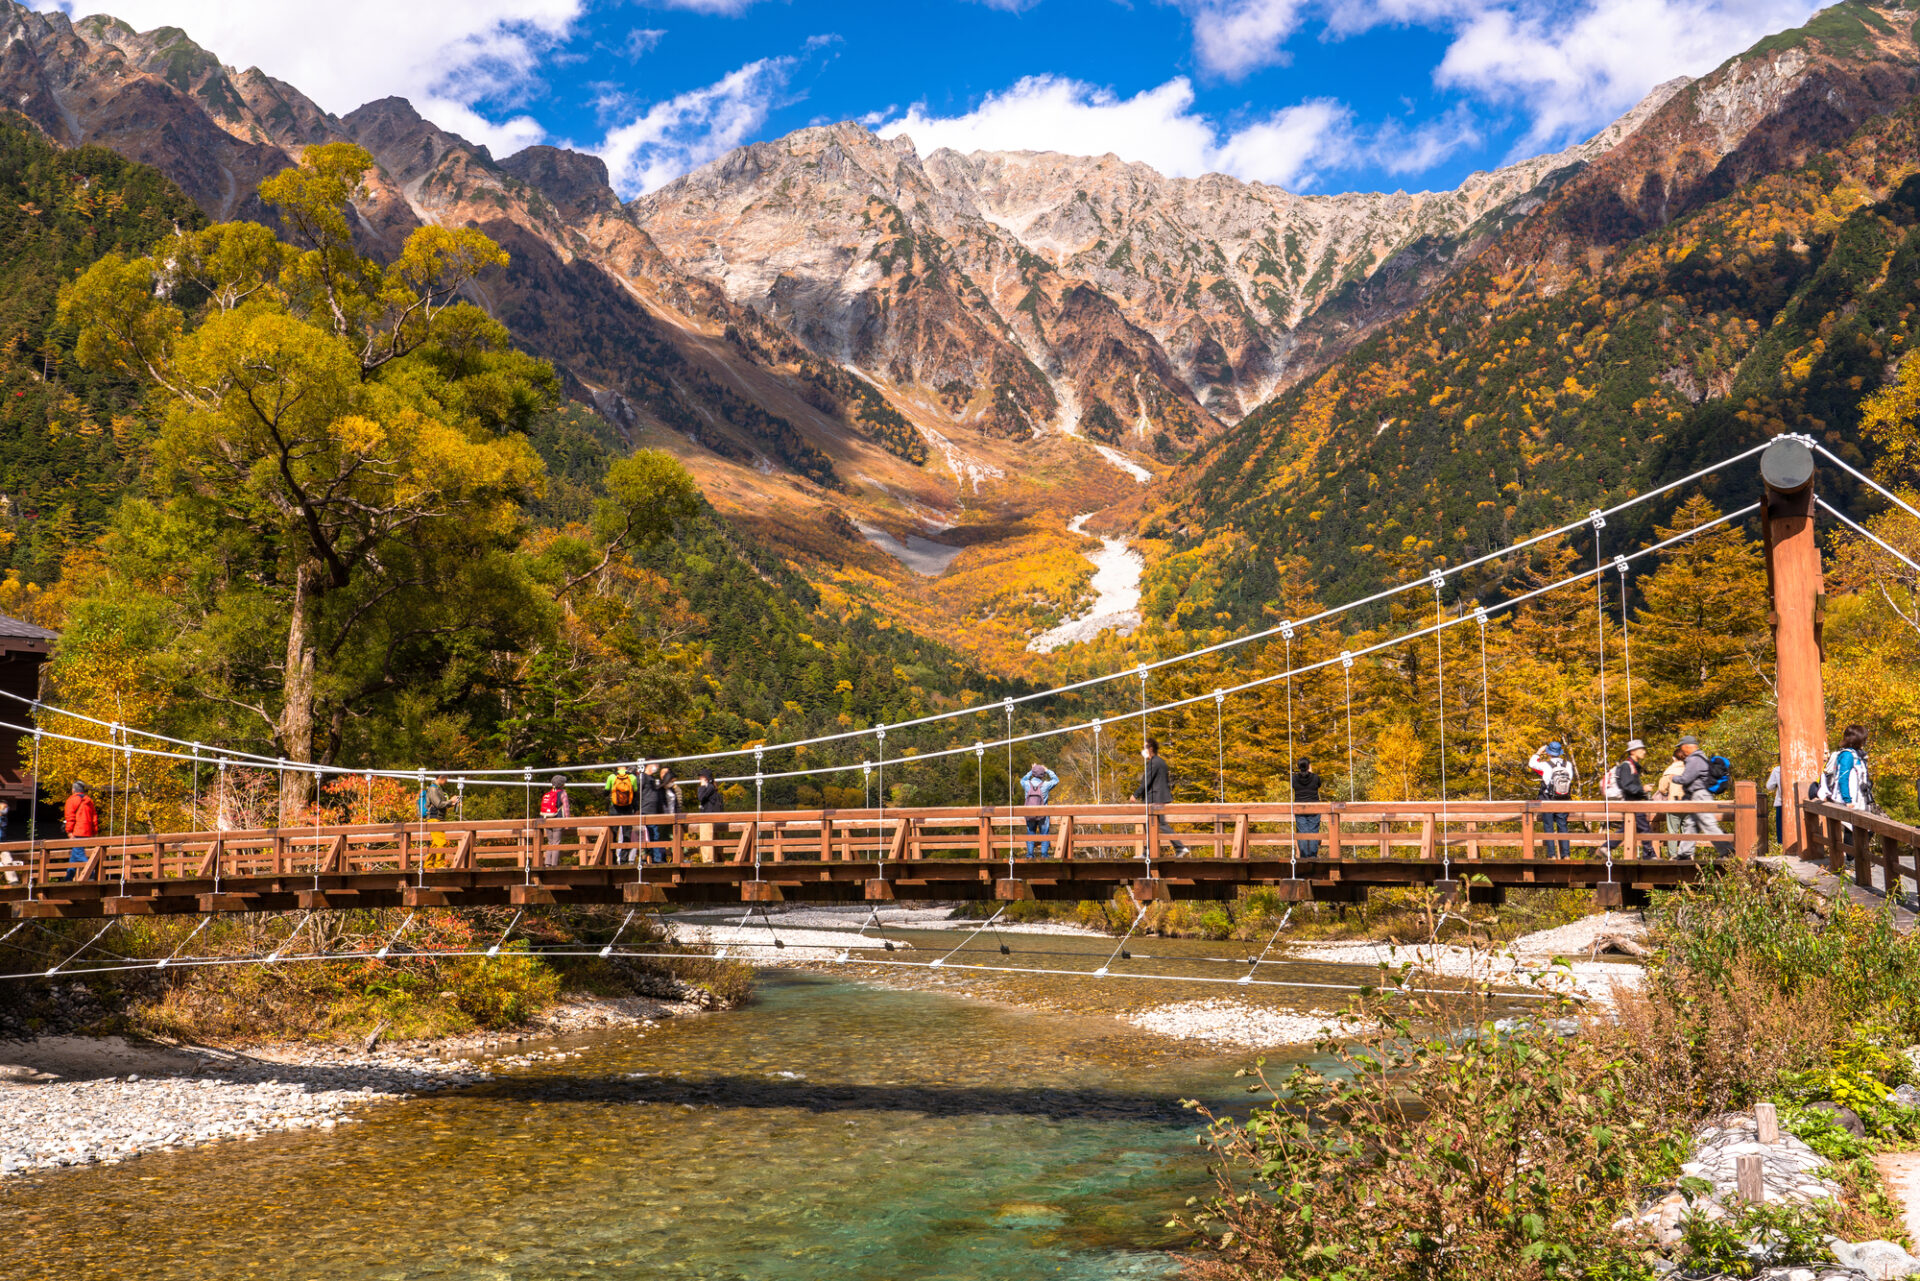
[1800,796,1920,901]
[0,785,1760,889]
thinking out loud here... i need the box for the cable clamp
[1279,619,1295,640]
[1136,664,1149,683]
[1472,605,1489,627]
[974,742,984,757]
[1213,689,1225,704]
[1589,508,1606,530]
[1613,554,1630,576]
[875,724,887,742]
[1339,650,1354,670]
[1427,569,1446,594]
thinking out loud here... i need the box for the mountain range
[3,0,1919,662]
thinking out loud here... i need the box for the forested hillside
[0,125,1015,824]
[0,116,203,583]
[1164,0,1920,620]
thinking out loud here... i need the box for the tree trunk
[278,561,319,823]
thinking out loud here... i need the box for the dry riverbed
[0,993,699,1181]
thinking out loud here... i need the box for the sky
[32,0,1827,198]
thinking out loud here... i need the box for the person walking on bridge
[1291,759,1323,856]
[1528,741,1576,859]
[62,780,96,879]
[639,762,668,863]
[1608,740,1653,859]
[1131,738,1188,856]
[607,764,639,862]
[1674,736,1724,858]
[539,775,570,867]
[1820,724,1874,815]
[695,769,725,863]
[1021,760,1060,857]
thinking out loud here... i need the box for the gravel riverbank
[0,992,698,1182]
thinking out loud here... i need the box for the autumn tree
[57,144,554,814]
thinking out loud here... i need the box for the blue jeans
[1025,815,1051,858]
[1540,810,1570,859]
[645,824,668,863]
[1296,812,1321,857]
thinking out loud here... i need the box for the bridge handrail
[1798,796,1920,901]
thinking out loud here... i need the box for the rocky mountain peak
[500,146,621,221]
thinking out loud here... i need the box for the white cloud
[29,0,580,156]
[623,28,668,59]
[881,76,1388,189]
[1180,0,1313,80]
[599,57,798,195]
[1426,0,1818,152]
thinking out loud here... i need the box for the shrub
[1182,972,1666,1281]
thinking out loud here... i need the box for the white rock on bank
[1124,999,1354,1049]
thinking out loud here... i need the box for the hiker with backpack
[1292,759,1324,856]
[606,764,639,862]
[539,775,570,867]
[1815,724,1874,817]
[1020,760,1060,857]
[1605,739,1654,858]
[1674,736,1729,858]
[1528,741,1577,859]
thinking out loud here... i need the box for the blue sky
[39,0,1825,197]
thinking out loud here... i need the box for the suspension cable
[1431,574,1451,883]
[1476,607,1493,801]
[0,504,1762,796]
[3,441,1773,788]
[1593,510,1614,885]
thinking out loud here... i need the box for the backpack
[1541,758,1575,800]
[539,787,563,818]
[417,790,430,819]
[1705,755,1733,796]
[1602,763,1625,802]
[610,774,636,807]
[1024,777,1047,806]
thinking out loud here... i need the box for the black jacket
[1291,768,1322,803]
[697,783,725,814]
[639,773,665,816]
[1614,759,1648,801]
[1131,755,1172,805]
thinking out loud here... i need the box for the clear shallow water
[0,965,1316,1281]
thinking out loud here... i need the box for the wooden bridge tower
[1760,437,1825,855]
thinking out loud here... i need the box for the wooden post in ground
[1762,437,1826,856]
[1734,781,1758,859]
[1735,1152,1765,1203]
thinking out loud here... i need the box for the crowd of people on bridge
[12,713,1890,883]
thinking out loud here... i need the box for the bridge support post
[1593,881,1624,909]
[995,878,1033,901]
[1762,437,1827,856]
[1431,879,1461,905]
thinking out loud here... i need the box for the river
[0,932,1436,1280]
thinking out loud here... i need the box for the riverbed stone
[1828,1239,1920,1280]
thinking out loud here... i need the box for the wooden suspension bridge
[0,437,1901,925]
[0,794,1754,920]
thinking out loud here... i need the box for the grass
[1181,863,1920,1279]
[958,885,1596,945]
[0,907,756,1045]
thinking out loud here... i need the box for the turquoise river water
[0,930,1451,1280]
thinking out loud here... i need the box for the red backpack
[539,787,564,817]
